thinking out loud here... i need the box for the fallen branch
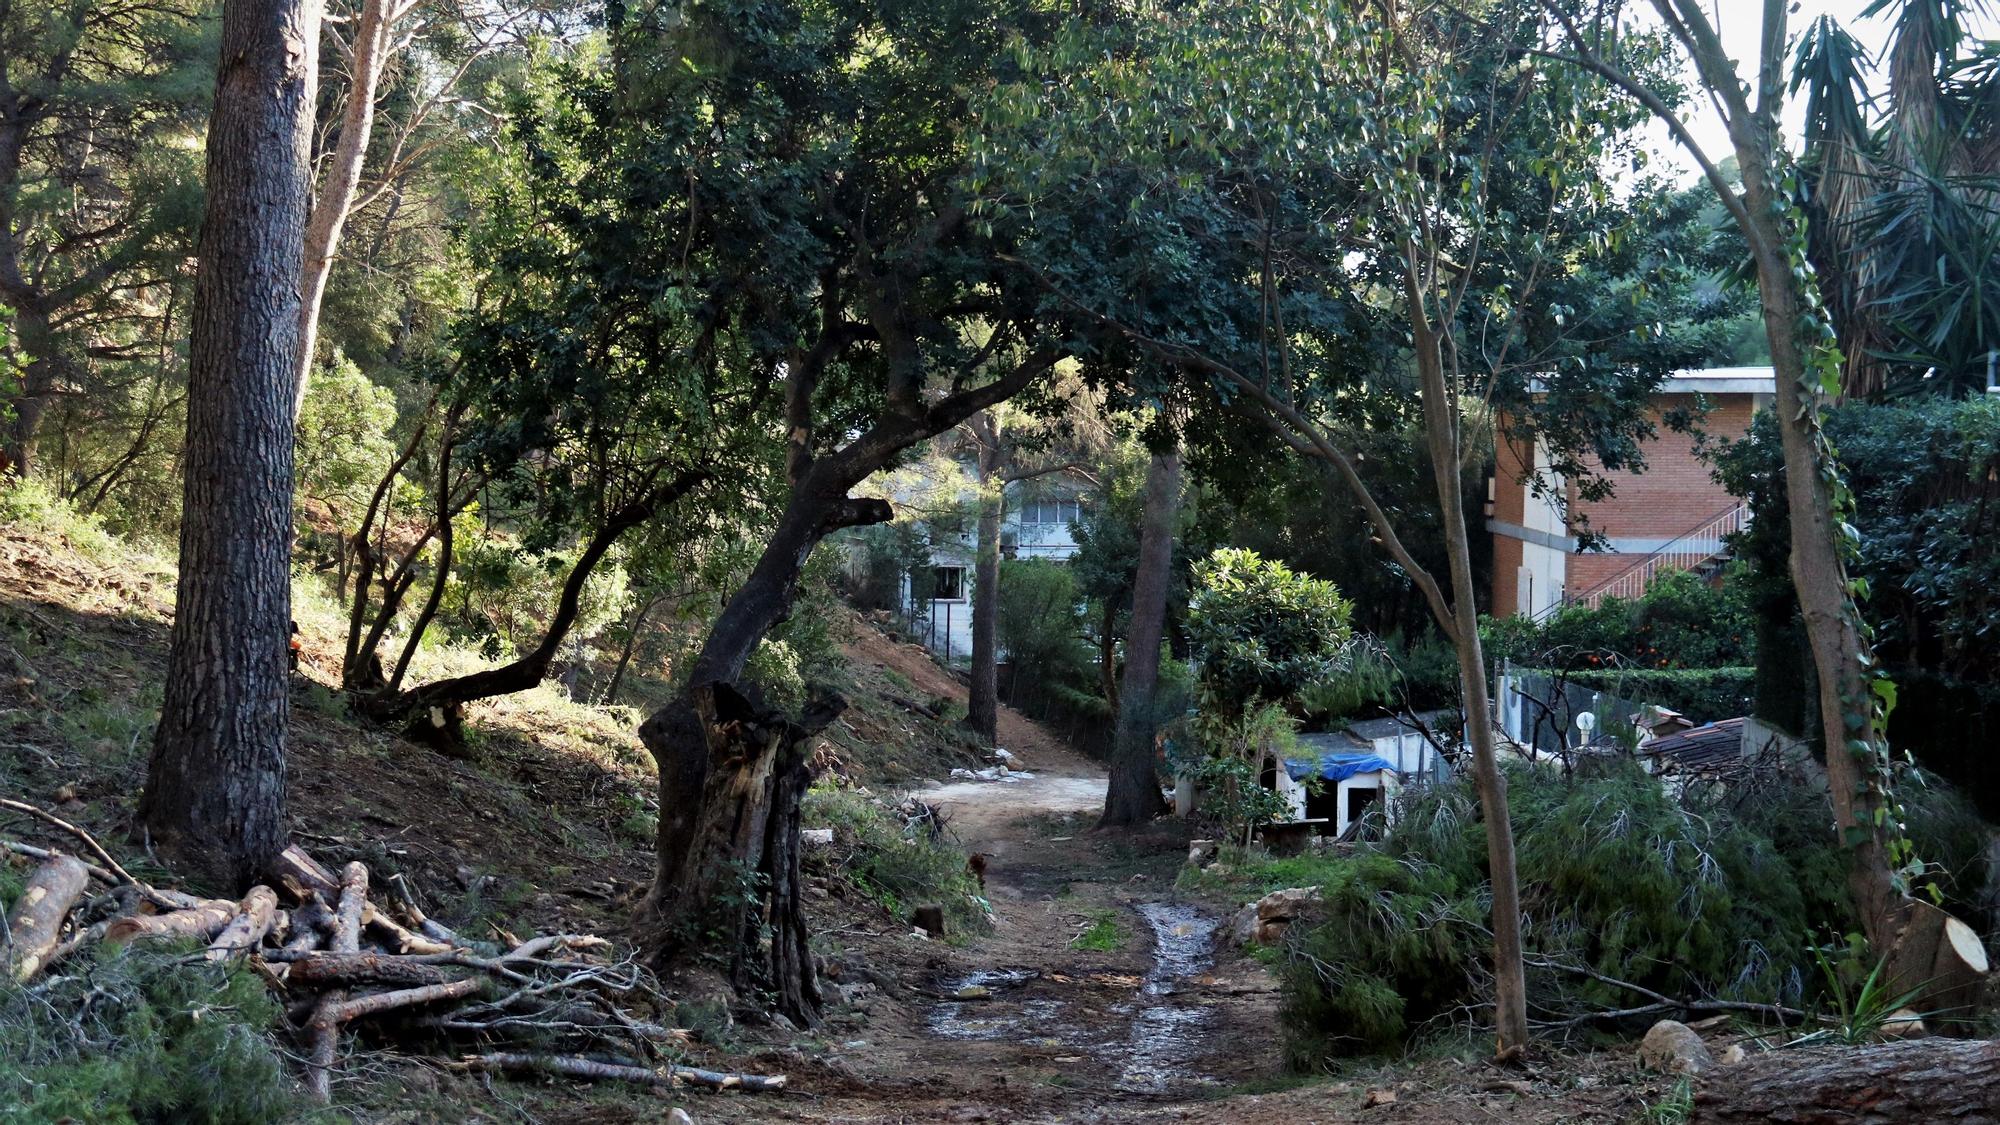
[318,977,485,1023]
[452,1050,788,1091]
[1525,956,1809,1027]
[0,804,186,910]
[284,951,451,989]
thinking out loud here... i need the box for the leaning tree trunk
[966,456,1004,744]
[1691,1038,2000,1124]
[293,0,392,419]
[1099,450,1180,828]
[140,0,320,888]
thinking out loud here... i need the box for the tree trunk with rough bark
[966,423,1004,744]
[1691,1038,2000,1124]
[140,0,320,888]
[1099,450,1179,828]
[639,679,841,1026]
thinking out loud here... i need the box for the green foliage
[296,350,397,517]
[1068,910,1127,952]
[0,943,300,1123]
[1298,640,1399,724]
[1277,761,1872,1064]
[1482,568,1755,672]
[1566,667,1756,724]
[1188,548,1354,713]
[803,786,990,935]
[1794,937,1926,1047]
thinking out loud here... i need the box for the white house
[898,466,1094,662]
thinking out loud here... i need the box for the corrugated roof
[1641,717,1747,774]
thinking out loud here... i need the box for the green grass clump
[0,942,301,1123]
[803,785,990,934]
[1068,909,1126,951]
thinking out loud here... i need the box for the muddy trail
[717,725,1290,1124]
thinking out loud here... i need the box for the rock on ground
[1638,1019,1714,1076]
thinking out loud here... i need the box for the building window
[931,566,965,600]
[1020,498,1083,526]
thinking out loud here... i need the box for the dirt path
[714,691,1288,1125]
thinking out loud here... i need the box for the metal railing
[1534,502,1749,619]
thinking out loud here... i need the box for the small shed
[1270,751,1398,836]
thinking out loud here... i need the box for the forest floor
[0,514,1691,1122]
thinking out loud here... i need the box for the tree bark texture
[966,416,1004,744]
[639,680,840,1026]
[1691,1038,2000,1124]
[140,0,321,889]
[293,0,392,419]
[1099,450,1180,828]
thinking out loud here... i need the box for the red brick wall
[1489,394,1759,614]
[1573,394,1751,541]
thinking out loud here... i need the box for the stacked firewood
[1,799,784,1101]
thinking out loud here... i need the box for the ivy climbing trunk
[1099,449,1179,828]
[140,0,320,887]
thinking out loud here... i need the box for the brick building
[1487,367,1773,619]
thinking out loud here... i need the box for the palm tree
[1793,0,2000,399]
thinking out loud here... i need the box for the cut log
[332,862,367,953]
[309,862,369,1102]
[205,886,280,961]
[382,871,464,947]
[5,854,90,981]
[271,842,342,902]
[285,951,451,989]
[103,899,239,945]
[453,1050,788,1091]
[1884,898,1990,1028]
[364,905,454,954]
[318,977,483,1023]
[1692,1038,2000,1123]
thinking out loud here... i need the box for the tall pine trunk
[140,0,320,887]
[1099,450,1180,828]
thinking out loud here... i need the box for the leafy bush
[803,786,990,933]
[1188,548,1354,712]
[0,943,300,1123]
[1481,567,1754,671]
[1277,760,1870,1065]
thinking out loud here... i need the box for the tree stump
[640,680,843,1028]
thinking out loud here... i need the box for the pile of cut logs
[1,800,784,1102]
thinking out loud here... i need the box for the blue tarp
[1282,752,1396,783]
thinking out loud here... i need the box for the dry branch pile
[2,803,785,1102]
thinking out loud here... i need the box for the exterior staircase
[1533,502,1749,620]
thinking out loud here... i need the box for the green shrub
[803,786,989,934]
[1566,666,1756,723]
[1188,548,1355,711]
[0,943,301,1123]
[1480,567,1754,671]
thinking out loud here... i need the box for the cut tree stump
[5,854,90,980]
[1885,898,1990,1027]
[1692,1038,2000,1124]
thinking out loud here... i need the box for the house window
[1020,499,1083,526]
[931,566,965,601]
